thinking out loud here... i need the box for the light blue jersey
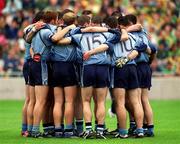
[72,32,116,65]
[24,42,31,62]
[23,25,33,62]
[31,24,55,61]
[131,29,150,63]
[111,33,138,66]
[71,27,83,64]
[51,27,77,62]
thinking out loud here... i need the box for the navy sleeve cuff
[135,42,147,52]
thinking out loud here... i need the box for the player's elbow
[51,36,59,42]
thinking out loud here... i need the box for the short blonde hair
[63,12,76,25]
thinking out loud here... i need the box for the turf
[0,100,180,144]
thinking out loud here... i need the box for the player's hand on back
[83,51,92,61]
[34,21,45,31]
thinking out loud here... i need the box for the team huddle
[21,9,157,139]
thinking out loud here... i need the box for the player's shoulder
[102,31,111,36]
[39,25,54,37]
[97,31,113,40]
[142,28,148,35]
[72,33,82,39]
[70,27,80,33]
[41,24,54,32]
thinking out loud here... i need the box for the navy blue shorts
[113,64,139,90]
[23,59,31,85]
[81,64,110,88]
[51,61,78,87]
[136,62,152,89]
[29,60,49,86]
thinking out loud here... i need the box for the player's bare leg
[40,87,54,138]
[126,92,136,136]
[49,90,55,126]
[53,87,64,137]
[27,86,35,135]
[75,87,83,136]
[61,102,65,130]
[95,87,108,138]
[113,88,128,138]
[21,85,30,136]
[75,88,83,120]
[32,86,49,136]
[63,86,77,137]
[81,86,94,138]
[93,90,98,130]
[95,88,107,124]
[108,88,116,118]
[125,95,134,118]
[127,89,144,137]
[81,87,93,124]
[141,88,154,136]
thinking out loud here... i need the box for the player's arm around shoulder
[24,21,45,43]
[51,24,76,42]
[81,26,108,33]
[83,44,109,60]
[83,31,120,60]
[120,28,129,41]
[126,23,142,32]
[56,37,72,45]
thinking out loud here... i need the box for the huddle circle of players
[21,9,157,139]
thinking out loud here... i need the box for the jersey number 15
[86,35,102,50]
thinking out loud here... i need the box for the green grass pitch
[0,100,180,144]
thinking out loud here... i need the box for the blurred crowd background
[0,0,179,77]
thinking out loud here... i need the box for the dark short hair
[111,11,122,19]
[125,14,137,24]
[91,16,102,25]
[77,15,90,26]
[57,11,63,20]
[33,11,44,23]
[105,16,118,29]
[118,16,130,26]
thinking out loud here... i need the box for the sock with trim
[22,123,27,132]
